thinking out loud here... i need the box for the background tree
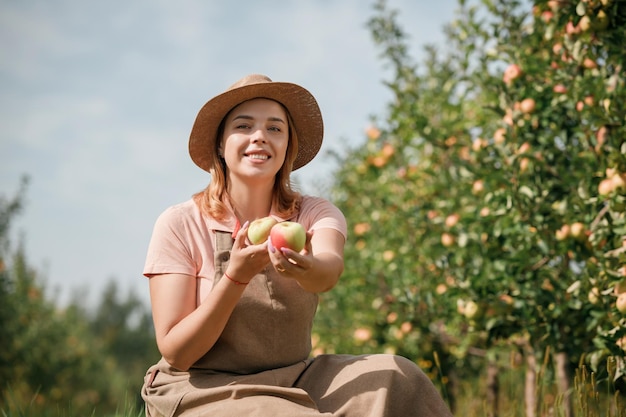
[0,179,160,416]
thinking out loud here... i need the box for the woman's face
[220,98,289,184]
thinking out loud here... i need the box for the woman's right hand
[224,221,271,284]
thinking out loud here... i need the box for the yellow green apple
[247,216,278,244]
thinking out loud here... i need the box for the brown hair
[192,102,302,220]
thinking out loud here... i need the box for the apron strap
[213,231,234,286]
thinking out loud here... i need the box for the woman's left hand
[268,231,314,278]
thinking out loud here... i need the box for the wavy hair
[192,101,302,221]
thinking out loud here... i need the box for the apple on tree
[615,276,626,296]
[503,63,523,85]
[247,216,278,244]
[463,300,482,320]
[270,221,306,252]
[569,222,586,240]
[617,293,626,314]
[519,98,536,114]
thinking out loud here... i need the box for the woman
[141,74,454,416]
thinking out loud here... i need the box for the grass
[0,387,144,417]
[449,358,625,417]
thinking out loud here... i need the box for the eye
[235,123,250,129]
[268,126,282,132]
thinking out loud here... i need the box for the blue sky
[1,0,457,306]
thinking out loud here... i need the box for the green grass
[0,387,144,417]
[450,362,624,417]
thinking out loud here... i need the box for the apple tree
[314,0,625,413]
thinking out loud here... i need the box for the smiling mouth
[246,153,270,160]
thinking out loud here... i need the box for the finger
[234,221,250,247]
[280,247,301,264]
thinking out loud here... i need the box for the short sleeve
[297,196,348,241]
[143,204,202,277]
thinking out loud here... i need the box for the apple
[381,143,395,158]
[611,173,626,191]
[366,125,381,141]
[613,279,626,296]
[400,321,412,334]
[598,178,613,196]
[441,232,455,247]
[353,327,373,343]
[517,142,531,154]
[541,10,554,22]
[616,293,626,314]
[370,155,387,168]
[596,126,608,149]
[445,213,460,228]
[472,138,487,152]
[494,128,507,145]
[566,21,581,36]
[503,109,514,126]
[555,224,570,241]
[579,15,592,32]
[503,64,523,85]
[270,221,306,252]
[547,0,560,10]
[582,58,597,69]
[570,222,586,240]
[617,336,626,353]
[519,157,530,173]
[520,98,536,114]
[247,216,278,244]
[472,179,485,194]
[353,222,371,236]
[593,10,609,30]
[383,250,395,262]
[464,300,481,319]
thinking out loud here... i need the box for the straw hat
[189,74,323,172]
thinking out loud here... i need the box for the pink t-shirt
[143,196,347,301]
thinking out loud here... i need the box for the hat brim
[189,80,323,172]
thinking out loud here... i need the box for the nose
[250,128,267,143]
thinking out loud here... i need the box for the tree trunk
[485,359,499,417]
[445,366,459,414]
[524,343,538,417]
[554,351,573,417]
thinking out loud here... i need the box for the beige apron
[141,232,454,417]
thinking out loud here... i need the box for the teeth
[248,154,269,160]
